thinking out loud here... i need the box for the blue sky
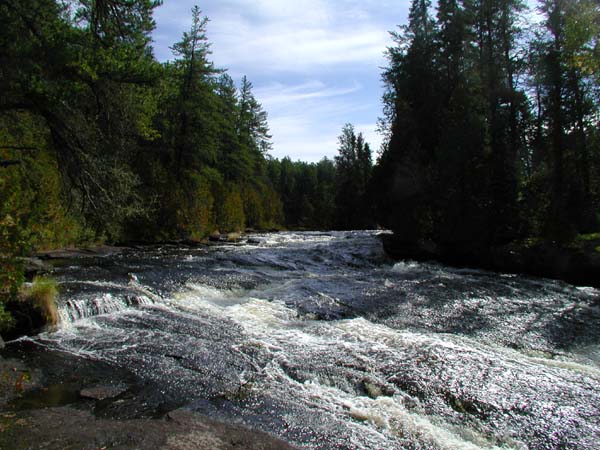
[152,1,412,161]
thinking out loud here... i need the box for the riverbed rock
[19,257,49,277]
[0,406,298,450]
[80,384,128,400]
[4,297,51,340]
[35,245,125,260]
[0,357,41,406]
[226,232,242,242]
[209,231,222,242]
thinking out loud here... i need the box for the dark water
[28,231,600,449]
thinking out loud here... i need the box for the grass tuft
[21,277,59,326]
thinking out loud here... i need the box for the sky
[152,1,412,162]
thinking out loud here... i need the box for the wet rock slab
[0,342,298,449]
[0,406,297,450]
[80,383,128,400]
[35,245,127,260]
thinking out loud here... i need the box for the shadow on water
[543,292,600,351]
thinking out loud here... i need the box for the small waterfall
[57,280,159,325]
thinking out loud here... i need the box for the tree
[1,0,161,239]
[528,0,599,239]
[238,76,272,164]
[375,0,440,239]
[169,6,219,174]
[334,124,373,229]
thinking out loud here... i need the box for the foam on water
[166,288,517,448]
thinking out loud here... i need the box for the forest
[1,0,599,331]
[374,0,600,272]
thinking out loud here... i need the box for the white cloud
[210,22,389,73]
[255,81,361,107]
[250,78,381,161]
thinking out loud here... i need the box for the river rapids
[28,231,600,449]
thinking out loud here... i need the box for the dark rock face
[4,299,49,340]
[20,257,49,278]
[0,406,298,450]
[381,233,600,287]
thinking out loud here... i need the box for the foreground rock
[0,342,297,450]
[0,406,297,450]
[0,356,42,405]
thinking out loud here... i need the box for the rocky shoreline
[381,233,600,287]
[0,340,296,450]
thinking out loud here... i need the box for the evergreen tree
[375,0,600,259]
[169,6,219,174]
[334,124,374,229]
[375,0,439,240]
[527,0,599,239]
[238,76,272,164]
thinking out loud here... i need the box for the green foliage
[1,1,292,250]
[576,233,600,242]
[334,124,374,230]
[218,185,245,232]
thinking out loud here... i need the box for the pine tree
[375,0,440,240]
[238,76,272,160]
[334,124,373,229]
[170,6,219,174]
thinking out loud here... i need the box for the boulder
[80,384,128,401]
[20,257,49,277]
[209,231,221,242]
[226,232,242,243]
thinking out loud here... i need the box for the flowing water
[29,231,600,449]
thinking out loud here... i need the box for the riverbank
[0,340,296,450]
[381,233,600,287]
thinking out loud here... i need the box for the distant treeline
[373,0,600,254]
[267,124,374,230]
